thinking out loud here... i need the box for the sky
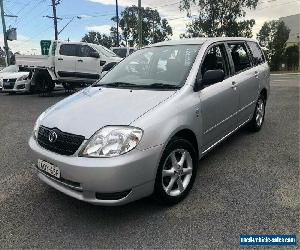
[1,0,300,54]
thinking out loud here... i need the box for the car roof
[148,37,258,47]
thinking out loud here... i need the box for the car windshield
[95,44,201,89]
[0,65,18,73]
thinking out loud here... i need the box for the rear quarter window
[247,41,265,66]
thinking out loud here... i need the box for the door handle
[77,59,83,62]
[58,58,63,61]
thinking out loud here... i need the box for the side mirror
[202,69,225,86]
[90,51,100,58]
[102,62,117,72]
[194,69,225,91]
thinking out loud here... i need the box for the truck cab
[15,41,121,93]
[54,41,121,83]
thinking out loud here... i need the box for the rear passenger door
[227,42,258,124]
[56,44,78,78]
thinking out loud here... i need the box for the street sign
[40,40,52,55]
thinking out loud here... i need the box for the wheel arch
[260,88,268,101]
[168,128,199,159]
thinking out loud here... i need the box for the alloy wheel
[162,149,193,197]
[255,98,265,127]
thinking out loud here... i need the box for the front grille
[3,79,16,89]
[37,126,85,156]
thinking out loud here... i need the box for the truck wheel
[35,71,54,95]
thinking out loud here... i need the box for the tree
[257,20,290,71]
[284,45,299,71]
[179,0,258,38]
[112,6,173,46]
[81,31,114,48]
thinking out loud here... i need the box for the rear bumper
[29,137,163,205]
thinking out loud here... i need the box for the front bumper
[29,137,163,205]
[2,80,30,93]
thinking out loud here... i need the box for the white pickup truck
[15,41,121,92]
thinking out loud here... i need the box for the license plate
[4,82,11,86]
[37,159,60,178]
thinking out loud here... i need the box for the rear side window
[247,41,265,66]
[59,44,77,56]
[228,43,251,73]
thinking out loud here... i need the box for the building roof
[280,14,300,44]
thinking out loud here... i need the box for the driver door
[76,45,102,81]
[198,43,239,150]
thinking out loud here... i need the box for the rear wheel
[35,71,54,95]
[153,137,198,205]
[248,94,266,131]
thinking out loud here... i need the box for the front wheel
[248,94,266,132]
[153,137,198,205]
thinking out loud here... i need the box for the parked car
[29,37,270,205]
[0,65,19,91]
[111,47,136,58]
[15,41,121,93]
[1,71,31,93]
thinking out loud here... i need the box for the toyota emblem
[48,130,58,143]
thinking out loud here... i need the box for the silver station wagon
[29,37,270,205]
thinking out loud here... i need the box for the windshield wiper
[94,82,138,88]
[146,83,181,89]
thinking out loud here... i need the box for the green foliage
[111,6,173,46]
[257,20,290,71]
[284,45,299,71]
[179,0,258,38]
[82,6,172,48]
[81,31,114,48]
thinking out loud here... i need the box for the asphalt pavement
[0,74,299,249]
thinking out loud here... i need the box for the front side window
[228,43,251,73]
[59,44,77,56]
[113,48,127,58]
[247,41,265,66]
[79,45,97,57]
[97,45,201,89]
[201,44,229,78]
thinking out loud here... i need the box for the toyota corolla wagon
[29,37,270,205]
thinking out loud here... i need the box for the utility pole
[0,0,9,66]
[138,0,142,48]
[116,0,119,47]
[51,0,58,40]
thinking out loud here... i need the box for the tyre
[35,71,54,94]
[248,94,266,132]
[153,137,198,205]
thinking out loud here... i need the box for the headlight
[80,126,143,158]
[17,75,28,81]
[33,111,47,139]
